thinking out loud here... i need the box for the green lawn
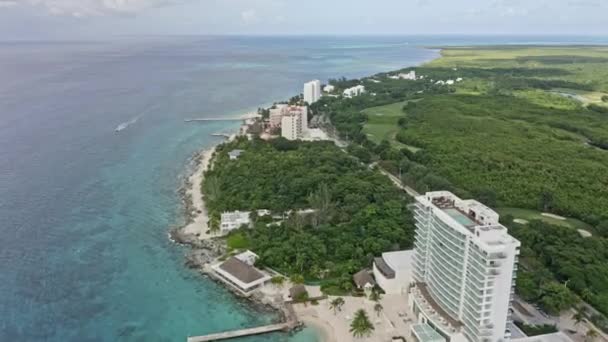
[362,100,421,152]
[426,46,608,92]
[550,88,608,105]
[497,207,593,231]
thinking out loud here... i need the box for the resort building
[220,211,251,234]
[281,112,302,140]
[373,250,414,295]
[211,251,271,295]
[398,70,417,80]
[304,80,321,104]
[409,191,521,342]
[323,84,335,93]
[269,104,288,127]
[280,106,308,140]
[343,85,366,98]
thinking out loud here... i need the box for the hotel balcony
[410,282,464,335]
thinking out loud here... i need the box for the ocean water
[2,35,606,342]
[0,36,439,342]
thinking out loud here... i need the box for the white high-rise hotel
[303,80,321,104]
[409,191,520,342]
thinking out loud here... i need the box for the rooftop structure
[288,285,308,300]
[343,85,365,98]
[353,269,376,290]
[410,191,521,342]
[304,80,321,104]
[211,251,271,295]
[373,250,414,294]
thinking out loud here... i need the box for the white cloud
[240,9,257,24]
[0,0,182,16]
[0,0,18,7]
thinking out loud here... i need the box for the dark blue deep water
[1,35,606,341]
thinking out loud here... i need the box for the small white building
[304,80,321,104]
[220,211,251,234]
[353,269,376,294]
[373,250,414,294]
[446,79,455,85]
[211,251,271,295]
[323,84,335,93]
[343,85,366,98]
[456,77,463,82]
[398,70,416,80]
[228,149,244,160]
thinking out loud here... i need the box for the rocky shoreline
[168,126,299,330]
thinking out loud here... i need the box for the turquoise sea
[1,35,607,341]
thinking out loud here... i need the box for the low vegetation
[513,322,557,336]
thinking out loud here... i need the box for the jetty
[187,323,291,342]
[187,302,299,342]
[184,113,260,123]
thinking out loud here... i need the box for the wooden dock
[187,323,290,342]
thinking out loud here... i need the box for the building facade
[280,106,308,140]
[410,191,520,342]
[343,85,365,98]
[269,104,288,127]
[220,211,251,234]
[373,250,414,295]
[303,80,321,104]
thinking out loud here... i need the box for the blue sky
[0,0,607,39]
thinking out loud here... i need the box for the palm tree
[329,297,345,315]
[374,303,383,317]
[572,311,584,331]
[369,288,382,302]
[581,288,594,302]
[585,328,598,342]
[350,309,374,338]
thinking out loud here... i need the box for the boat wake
[115,116,140,133]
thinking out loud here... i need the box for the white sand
[180,147,220,240]
[293,292,413,342]
[300,314,337,342]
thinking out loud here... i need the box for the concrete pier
[187,323,290,342]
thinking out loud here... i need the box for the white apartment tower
[303,80,321,104]
[409,191,520,342]
[281,112,303,140]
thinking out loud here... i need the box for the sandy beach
[179,147,219,241]
[298,310,338,342]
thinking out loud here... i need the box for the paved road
[375,165,420,198]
